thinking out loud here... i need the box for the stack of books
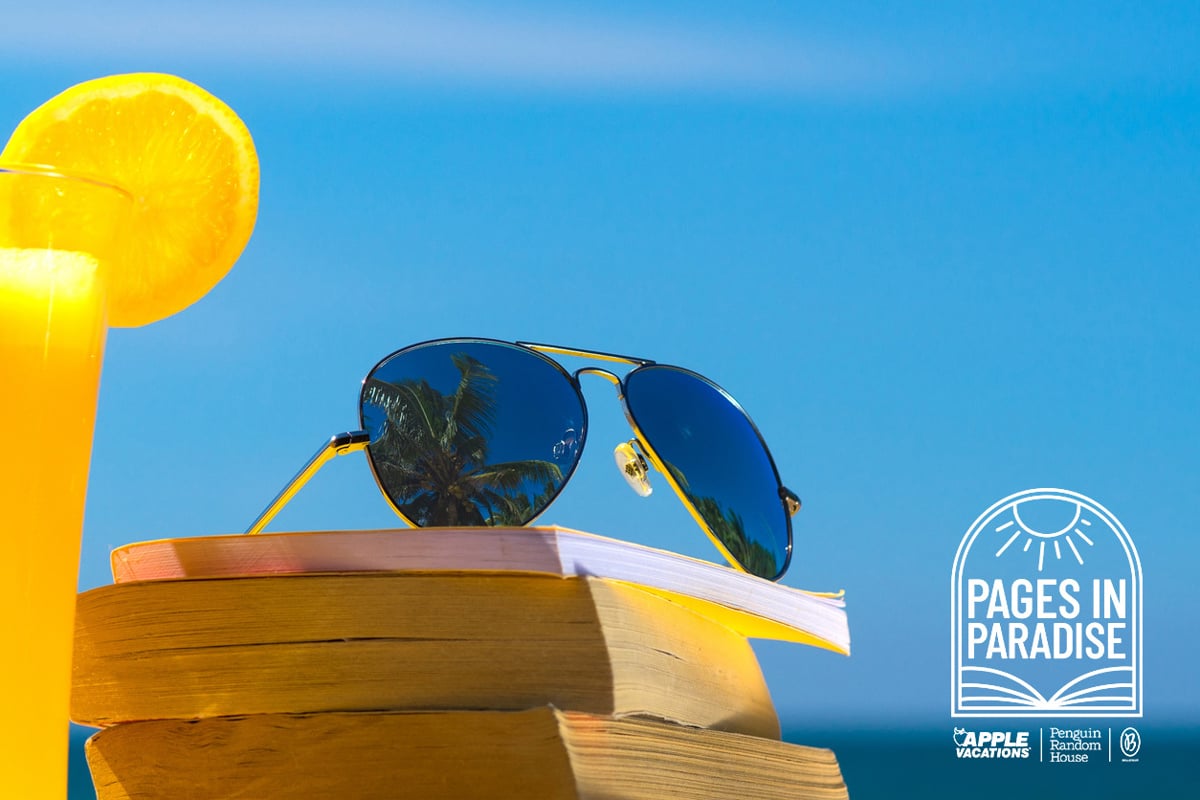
[71,526,852,799]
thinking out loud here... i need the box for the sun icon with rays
[992,495,1095,572]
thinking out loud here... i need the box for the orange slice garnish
[2,73,259,327]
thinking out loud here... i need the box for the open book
[109,526,850,653]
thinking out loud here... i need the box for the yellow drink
[0,162,127,799]
[0,248,107,798]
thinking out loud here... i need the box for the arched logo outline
[951,488,1142,718]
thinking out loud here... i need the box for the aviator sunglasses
[247,338,801,581]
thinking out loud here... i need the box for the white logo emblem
[951,489,1142,717]
[1119,727,1141,758]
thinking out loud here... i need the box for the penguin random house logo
[951,489,1142,718]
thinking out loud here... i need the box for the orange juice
[0,164,127,799]
[0,247,107,798]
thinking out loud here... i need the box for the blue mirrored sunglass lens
[623,366,789,580]
[359,341,586,527]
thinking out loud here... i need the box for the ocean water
[68,724,1194,798]
[68,727,95,800]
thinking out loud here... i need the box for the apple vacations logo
[953,727,1032,759]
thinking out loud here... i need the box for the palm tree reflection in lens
[653,459,781,580]
[363,353,565,527]
[690,495,780,579]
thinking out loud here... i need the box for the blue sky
[3,0,1197,740]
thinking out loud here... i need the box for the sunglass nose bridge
[613,439,653,497]
[573,365,623,387]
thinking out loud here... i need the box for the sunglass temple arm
[245,431,370,535]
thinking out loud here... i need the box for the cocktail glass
[0,163,131,799]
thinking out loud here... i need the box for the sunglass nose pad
[613,440,653,497]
